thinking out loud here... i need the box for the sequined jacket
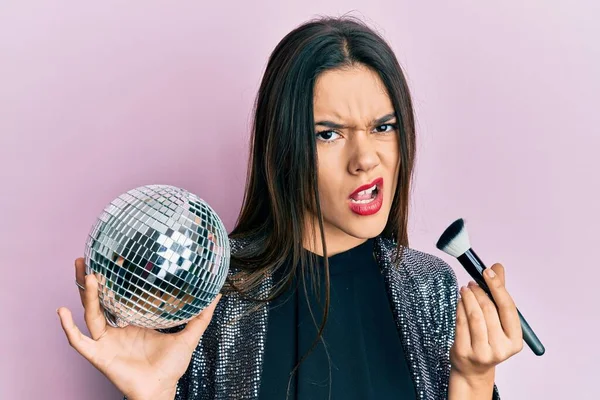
[166,236,501,400]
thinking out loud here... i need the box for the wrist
[452,367,495,386]
[126,384,177,400]
[153,385,177,400]
[448,367,495,400]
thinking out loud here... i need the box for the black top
[259,238,417,400]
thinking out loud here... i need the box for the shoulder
[376,237,456,277]
[376,236,458,294]
[406,247,457,287]
[229,236,250,251]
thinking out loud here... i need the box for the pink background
[1,1,597,399]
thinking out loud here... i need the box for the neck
[302,216,369,257]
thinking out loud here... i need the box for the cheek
[316,148,341,190]
[380,145,400,172]
[317,170,342,207]
[316,156,346,212]
[380,146,401,195]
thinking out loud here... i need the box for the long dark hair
[226,15,416,397]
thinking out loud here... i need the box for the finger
[177,293,222,347]
[483,267,521,342]
[490,263,505,286]
[453,297,471,353]
[83,273,108,340]
[57,307,97,361]
[460,286,490,354]
[75,258,86,306]
[468,281,506,348]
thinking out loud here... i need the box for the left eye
[374,124,396,133]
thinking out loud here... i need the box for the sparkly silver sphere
[83,184,230,330]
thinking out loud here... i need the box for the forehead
[313,65,393,120]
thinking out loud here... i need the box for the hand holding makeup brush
[448,262,523,396]
[437,218,545,398]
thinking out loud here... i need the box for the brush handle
[457,249,546,356]
[517,309,545,355]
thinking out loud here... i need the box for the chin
[317,197,394,244]
[340,214,390,240]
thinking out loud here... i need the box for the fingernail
[486,269,496,278]
[467,281,478,288]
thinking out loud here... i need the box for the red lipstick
[348,177,384,216]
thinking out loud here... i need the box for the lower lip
[348,189,384,216]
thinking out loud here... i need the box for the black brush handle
[457,249,545,356]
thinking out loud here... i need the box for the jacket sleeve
[434,258,501,400]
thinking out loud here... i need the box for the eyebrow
[315,113,397,129]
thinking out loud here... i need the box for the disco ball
[83,184,230,330]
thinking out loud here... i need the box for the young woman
[58,16,522,400]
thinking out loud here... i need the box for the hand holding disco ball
[57,184,229,399]
[84,184,231,329]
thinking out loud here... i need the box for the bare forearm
[448,368,495,400]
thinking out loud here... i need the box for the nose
[347,133,380,175]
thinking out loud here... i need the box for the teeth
[350,198,375,204]
[357,184,377,196]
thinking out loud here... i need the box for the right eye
[316,130,341,143]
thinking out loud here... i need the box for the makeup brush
[436,218,545,356]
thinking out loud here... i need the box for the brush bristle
[436,218,471,258]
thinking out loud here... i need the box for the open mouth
[348,178,384,216]
[350,183,379,204]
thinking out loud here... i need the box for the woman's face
[306,64,400,255]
